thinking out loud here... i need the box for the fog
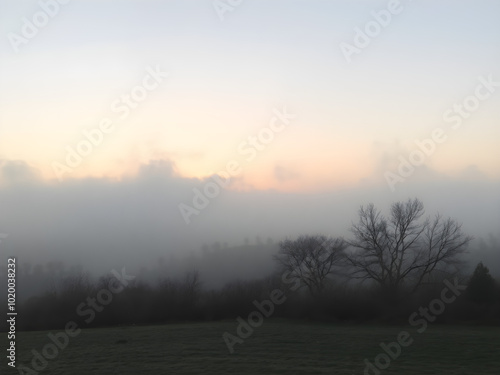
[0,158,499,297]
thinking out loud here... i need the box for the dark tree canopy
[344,198,472,293]
[466,262,498,305]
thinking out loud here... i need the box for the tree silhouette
[345,198,472,293]
[274,235,346,296]
[466,262,497,305]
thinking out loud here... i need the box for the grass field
[7,320,500,374]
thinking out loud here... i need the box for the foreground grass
[6,320,500,374]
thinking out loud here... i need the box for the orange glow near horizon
[1,0,499,191]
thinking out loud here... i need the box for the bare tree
[345,198,472,293]
[274,235,346,296]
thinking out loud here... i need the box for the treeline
[2,198,500,332]
[1,260,498,333]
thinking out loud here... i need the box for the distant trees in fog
[2,198,499,332]
[5,262,499,332]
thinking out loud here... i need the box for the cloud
[136,159,178,179]
[0,158,498,279]
[0,159,42,186]
[459,164,488,181]
[274,165,300,183]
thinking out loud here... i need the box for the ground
[9,320,500,374]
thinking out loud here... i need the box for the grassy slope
[7,320,500,374]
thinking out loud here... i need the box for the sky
[0,0,499,276]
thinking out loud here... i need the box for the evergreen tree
[466,262,497,305]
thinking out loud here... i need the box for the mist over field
[0,158,499,293]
